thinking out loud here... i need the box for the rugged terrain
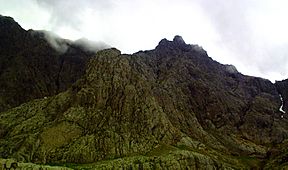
[0,15,108,113]
[1,15,288,169]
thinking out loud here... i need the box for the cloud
[0,0,50,30]
[73,38,110,52]
[29,30,110,53]
[41,31,70,53]
[35,0,114,30]
[196,0,288,80]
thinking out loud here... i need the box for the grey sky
[36,0,113,30]
[0,0,287,81]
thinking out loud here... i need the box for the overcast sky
[0,0,288,82]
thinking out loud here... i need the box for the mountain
[1,15,288,169]
[0,15,107,113]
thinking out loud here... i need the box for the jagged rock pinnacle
[173,35,186,45]
[158,35,186,47]
[156,38,168,46]
[156,35,190,51]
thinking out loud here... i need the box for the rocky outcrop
[0,49,174,163]
[0,15,102,112]
[136,36,288,151]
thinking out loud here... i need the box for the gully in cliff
[279,94,286,118]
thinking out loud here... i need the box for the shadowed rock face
[0,15,95,112]
[136,37,288,150]
[1,16,288,169]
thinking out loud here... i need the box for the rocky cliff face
[1,15,288,169]
[0,15,100,113]
[138,36,288,148]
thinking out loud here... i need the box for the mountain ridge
[1,15,288,169]
[0,15,110,113]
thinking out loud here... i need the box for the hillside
[0,15,288,169]
[0,15,103,112]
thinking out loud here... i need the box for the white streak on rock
[279,95,286,116]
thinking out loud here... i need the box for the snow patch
[279,94,285,118]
